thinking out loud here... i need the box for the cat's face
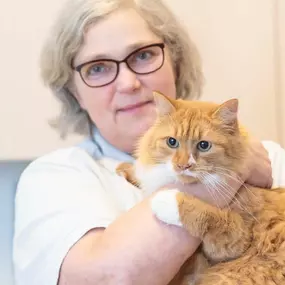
[135,92,248,185]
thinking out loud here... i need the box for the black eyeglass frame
[72,42,165,88]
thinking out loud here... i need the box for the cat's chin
[177,175,199,184]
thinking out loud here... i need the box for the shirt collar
[90,126,134,162]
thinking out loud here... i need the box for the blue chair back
[0,161,31,285]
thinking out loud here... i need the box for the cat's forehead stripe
[171,109,205,141]
[170,108,230,143]
[192,126,202,141]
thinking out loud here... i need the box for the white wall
[165,0,282,143]
[278,0,285,145]
[0,0,284,159]
[0,1,83,160]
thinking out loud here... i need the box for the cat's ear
[212,98,239,125]
[152,91,176,116]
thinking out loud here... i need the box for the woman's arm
[13,150,203,285]
[58,192,200,285]
[14,147,246,285]
[58,173,247,285]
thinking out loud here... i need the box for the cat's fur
[116,91,285,284]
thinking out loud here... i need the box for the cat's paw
[151,189,182,227]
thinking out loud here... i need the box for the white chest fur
[134,161,177,196]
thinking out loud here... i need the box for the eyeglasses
[72,43,165,88]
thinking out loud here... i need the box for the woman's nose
[115,63,141,93]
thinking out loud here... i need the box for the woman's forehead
[74,8,161,64]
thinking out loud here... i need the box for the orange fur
[116,162,140,187]
[116,92,285,284]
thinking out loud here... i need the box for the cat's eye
[197,141,212,152]
[166,137,179,148]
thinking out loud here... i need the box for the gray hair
[40,0,204,137]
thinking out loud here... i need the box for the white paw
[151,189,182,227]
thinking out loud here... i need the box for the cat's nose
[177,163,193,170]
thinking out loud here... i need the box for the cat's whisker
[196,166,237,176]
[199,171,254,217]
[198,172,229,211]
[214,180,247,211]
[198,167,251,198]
[197,173,222,210]
[209,166,238,174]
[208,169,259,201]
[197,167,239,180]
[209,175,247,206]
[211,183,252,224]
[206,178,233,213]
[213,178,259,224]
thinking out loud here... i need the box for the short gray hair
[40,0,204,137]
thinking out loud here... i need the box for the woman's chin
[133,118,156,137]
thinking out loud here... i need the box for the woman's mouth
[118,100,153,114]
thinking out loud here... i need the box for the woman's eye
[166,137,179,148]
[88,65,106,74]
[136,51,152,60]
[197,141,212,152]
[84,61,115,77]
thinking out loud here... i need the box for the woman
[13,0,285,285]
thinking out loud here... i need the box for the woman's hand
[243,137,273,189]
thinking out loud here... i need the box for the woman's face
[72,7,176,153]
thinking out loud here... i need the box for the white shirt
[12,130,285,285]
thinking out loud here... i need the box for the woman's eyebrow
[78,41,158,64]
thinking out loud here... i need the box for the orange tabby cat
[116,91,285,285]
